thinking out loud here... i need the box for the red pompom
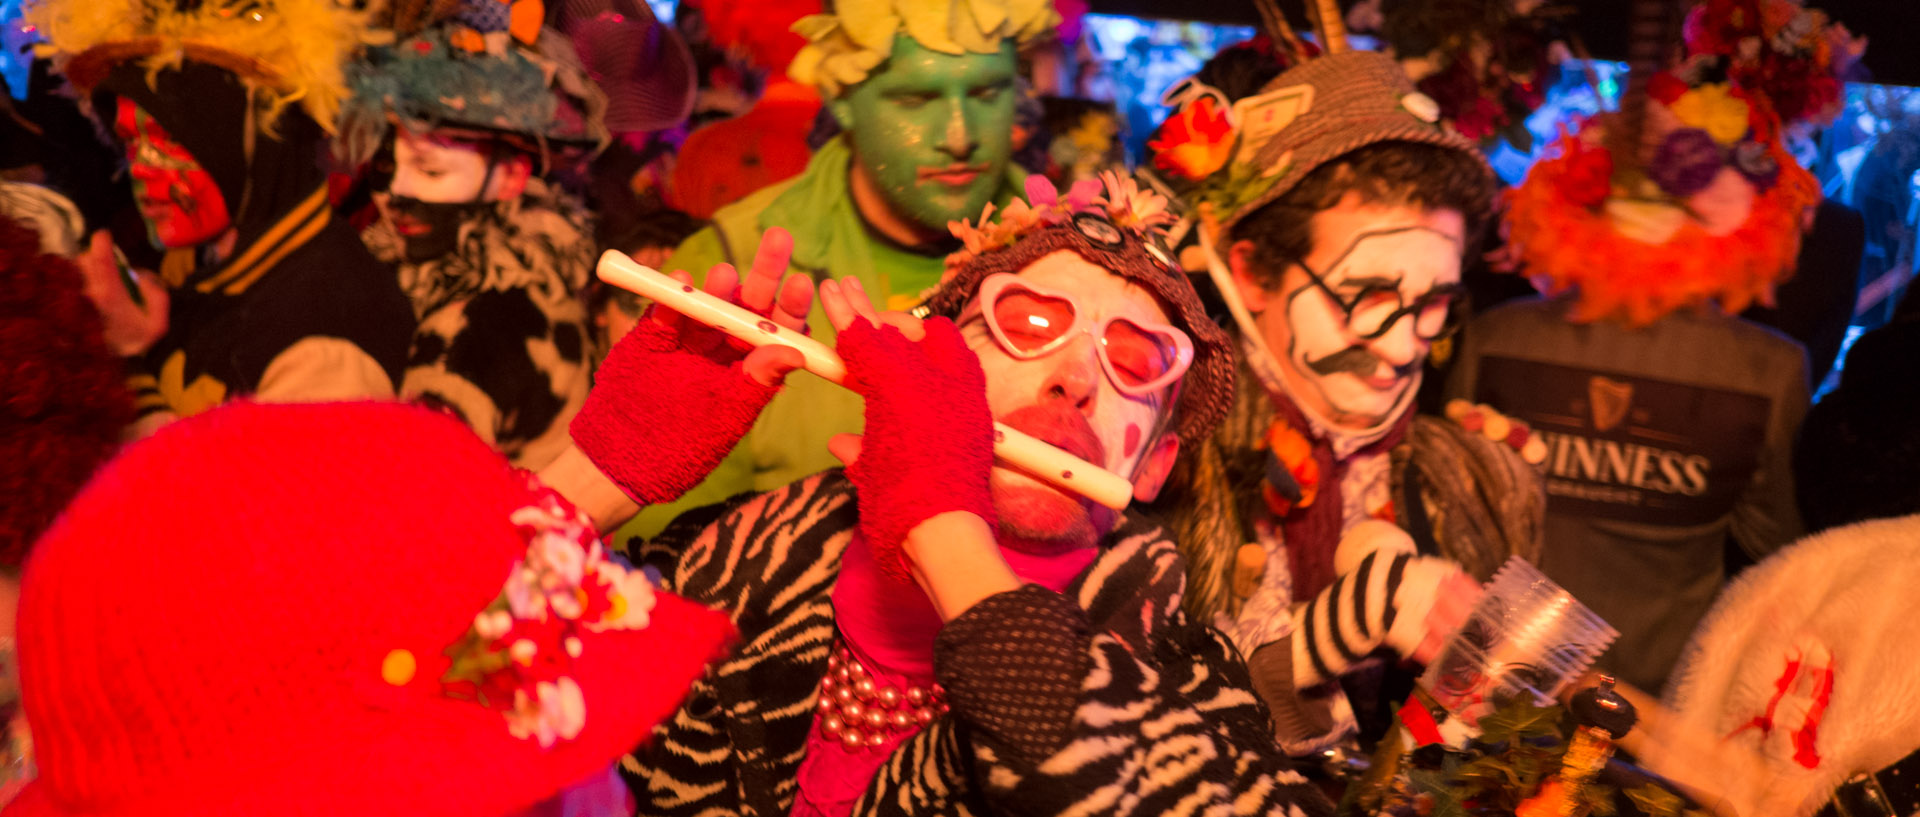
[0,214,135,567]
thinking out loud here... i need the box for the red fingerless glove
[569,318,778,505]
[836,318,996,583]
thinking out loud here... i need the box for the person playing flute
[537,173,1343,817]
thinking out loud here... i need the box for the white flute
[596,250,1134,510]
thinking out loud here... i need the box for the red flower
[1149,95,1235,182]
[1649,72,1690,106]
[1558,142,1615,209]
[579,568,617,622]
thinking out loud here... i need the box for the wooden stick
[1253,0,1305,63]
[596,250,1137,511]
[1308,0,1349,54]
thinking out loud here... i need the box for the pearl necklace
[815,642,948,750]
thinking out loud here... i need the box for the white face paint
[958,250,1181,553]
[389,128,493,204]
[1249,195,1465,431]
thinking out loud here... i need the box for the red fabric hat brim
[2,592,734,817]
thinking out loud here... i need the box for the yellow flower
[1669,84,1752,145]
[787,0,1058,97]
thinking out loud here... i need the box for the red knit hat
[6,401,734,817]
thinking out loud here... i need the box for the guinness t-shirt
[1446,298,1808,693]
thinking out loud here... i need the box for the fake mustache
[1306,346,1418,380]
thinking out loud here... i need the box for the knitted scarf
[1159,345,1412,625]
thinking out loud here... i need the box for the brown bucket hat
[1212,49,1490,233]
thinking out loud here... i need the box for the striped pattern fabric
[622,472,1334,817]
[192,186,330,296]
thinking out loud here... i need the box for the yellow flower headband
[787,0,1058,97]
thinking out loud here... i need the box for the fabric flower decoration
[1650,128,1727,197]
[1095,169,1173,232]
[1670,84,1752,145]
[1260,418,1319,517]
[506,677,586,746]
[1149,93,1235,182]
[441,471,658,748]
[1732,140,1781,191]
[948,170,1174,272]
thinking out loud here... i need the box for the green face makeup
[839,35,1018,235]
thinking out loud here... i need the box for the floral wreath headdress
[1502,0,1839,327]
[786,0,1058,98]
[1683,0,1862,129]
[944,170,1176,274]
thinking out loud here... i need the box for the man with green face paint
[629,0,1055,534]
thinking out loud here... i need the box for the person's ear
[1131,433,1180,503]
[1227,239,1271,312]
[485,154,533,202]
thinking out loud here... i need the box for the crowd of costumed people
[2,0,1917,815]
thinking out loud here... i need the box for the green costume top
[625,134,1023,536]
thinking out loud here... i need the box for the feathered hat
[1500,0,1835,326]
[26,0,365,135]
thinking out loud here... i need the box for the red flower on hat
[1149,94,1235,183]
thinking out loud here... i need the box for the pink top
[790,533,1096,817]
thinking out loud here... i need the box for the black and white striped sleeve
[1291,549,1458,688]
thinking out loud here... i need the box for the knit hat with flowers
[6,400,733,817]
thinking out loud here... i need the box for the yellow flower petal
[949,0,997,53]
[1007,0,1058,42]
[791,14,840,41]
[838,0,903,51]
[826,53,872,87]
[787,44,827,86]
[967,0,1008,37]
[900,0,964,54]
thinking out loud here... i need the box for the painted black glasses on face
[1297,259,1468,341]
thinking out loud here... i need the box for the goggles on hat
[963,272,1195,397]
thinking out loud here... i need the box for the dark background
[1085,0,1920,87]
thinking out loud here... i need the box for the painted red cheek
[1122,423,1142,459]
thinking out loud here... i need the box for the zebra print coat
[620,470,1335,817]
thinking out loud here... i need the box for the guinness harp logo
[1589,376,1633,432]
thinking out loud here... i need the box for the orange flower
[1149,94,1235,182]
[1260,419,1320,517]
